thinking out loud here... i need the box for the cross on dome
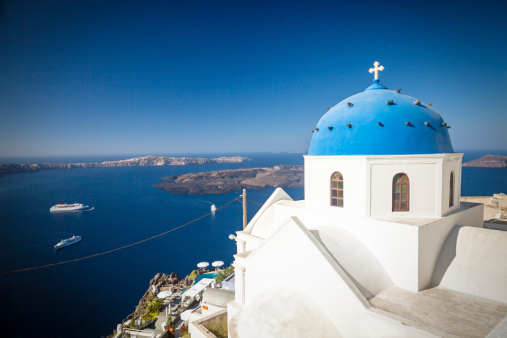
[369,61,384,80]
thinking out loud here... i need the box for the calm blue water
[0,153,303,338]
[0,151,505,337]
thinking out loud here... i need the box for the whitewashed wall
[418,202,483,290]
[304,156,368,216]
[271,203,421,291]
[439,226,507,303]
[231,217,437,337]
[238,191,483,292]
[304,154,463,219]
[441,155,463,216]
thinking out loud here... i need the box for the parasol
[212,261,224,268]
[197,262,209,269]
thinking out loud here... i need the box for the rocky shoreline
[112,270,207,337]
[127,272,191,322]
[0,155,251,177]
[155,164,304,194]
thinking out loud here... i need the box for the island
[0,155,251,177]
[462,155,507,168]
[155,165,304,194]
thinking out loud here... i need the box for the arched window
[331,172,344,207]
[393,173,409,212]
[449,171,455,207]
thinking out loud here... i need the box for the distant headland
[0,155,251,177]
[155,154,507,195]
[155,165,304,194]
[462,155,507,168]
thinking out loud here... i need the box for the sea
[0,151,506,338]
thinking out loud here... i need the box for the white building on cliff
[209,63,507,337]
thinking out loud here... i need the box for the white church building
[226,63,507,337]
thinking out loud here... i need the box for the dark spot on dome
[328,126,333,130]
[387,100,394,105]
[442,123,447,127]
[395,88,402,93]
[406,121,411,126]
[311,130,314,133]
[428,103,433,107]
[308,86,455,156]
[315,127,319,131]
[424,122,430,126]
[327,107,331,110]
[426,123,437,131]
[447,126,451,129]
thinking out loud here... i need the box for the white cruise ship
[54,235,81,249]
[50,203,89,212]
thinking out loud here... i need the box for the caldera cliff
[155,164,304,194]
[0,155,251,177]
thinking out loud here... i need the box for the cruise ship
[50,203,89,212]
[54,235,81,249]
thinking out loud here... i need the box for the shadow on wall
[430,225,463,287]
[310,226,394,300]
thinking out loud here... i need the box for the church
[225,62,507,337]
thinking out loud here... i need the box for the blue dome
[308,80,454,156]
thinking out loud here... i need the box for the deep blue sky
[1,0,506,157]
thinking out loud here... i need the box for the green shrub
[215,265,234,284]
[147,297,163,313]
[143,310,159,319]
[188,270,197,281]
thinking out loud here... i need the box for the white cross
[369,61,384,80]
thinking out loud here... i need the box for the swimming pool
[193,272,219,285]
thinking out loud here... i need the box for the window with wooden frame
[393,173,409,212]
[449,171,455,207]
[331,172,344,207]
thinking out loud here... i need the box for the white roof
[157,290,172,298]
[182,278,214,299]
[180,309,193,321]
[202,288,235,307]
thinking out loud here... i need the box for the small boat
[50,203,89,212]
[54,235,81,249]
[211,204,217,213]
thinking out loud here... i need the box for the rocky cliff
[0,156,251,177]
[100,155,250,167]
[462,155,507,168]
[155,165,304,194]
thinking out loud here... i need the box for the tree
[147,297,163,313]
[216,265,234,284]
